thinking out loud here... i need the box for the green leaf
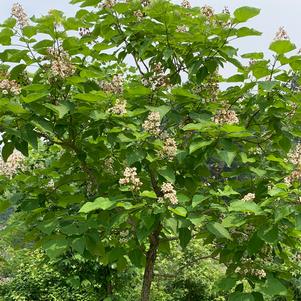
[241,52,264,59]
[261,276,287,297]
[250,167,266,177]
[0,200,10,213]
[43,238,68,258]
[44,102,71,119]
[206,222,232,240]
[234,6,260,22]
[22,93,48,103]
[229,200,262,214]
[146,105,170,119]
[158,166,175,183]
[258,225,278,244]
[189,140,213,154]
[179,228,191,249]
[71,237,86,254]
[2,142,14,162]
[168,206,187,217]
[217,276,237,291]
[229,293,255,301]
[74,92,106,102]
[269,40,296,54]
[192,194,208,207]
[236,27,262,37]
[217,150,236,167]
[140,191,157,199]
[79,197,115,213]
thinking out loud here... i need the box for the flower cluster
[79,27,91,37]
[119,229,130,243]
[142,111,161,136]
[142,63,169,90]
[212,109,239,125]
[48,47,75,79]
[201,5,214,18]
[0,78,21,95]
[134,10,144,21]
[284,170,301,186]
[46,179,55,189]
[274,26,289,40]
[141,0,150,7]
[0,150,24,178]
[158,182,178,205]
[193,73,219,103]
[161,137,177,161]
[181,0,191,8]
[100,74,124,94]
[235,265,266,279]
[176,25,189,33]
[107,99,127,115]
[100,0,116,9]
[242,193,255,202]
[11,3,29,27]
[119,167,143,190]
[288,143,301,166]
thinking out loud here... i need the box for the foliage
[0,0,301,300]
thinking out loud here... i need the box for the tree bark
[141,224,162,301]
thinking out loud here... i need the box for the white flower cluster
[107,99,127,115]
[119,167,143,190]
[161,137,177,161]
[284,170,301,186]
[236,266,266,279]
[242,193,255,202]
[0,79,21,95]
[176,25,189,33]
[141,0,150,7]
[222,6,230,14]
[212,109,239,125]
[47,47,75,79]
[100,74,124,94]
[11,3,29,28]
[288,143,301,166]
[46,179,55,189]
[201,5,214,18]
[142,63,169,91]
[143,111,161,136]
[134,10,144,21]
[79,27,91,37]
[0,150,24,178]
[119,229,130,243]
[100,0,116,9]
[274,26,289,40]
[181,0,191,8]
[158,182,178,205]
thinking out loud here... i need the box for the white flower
[119,167,143,191]
[161,182,178,205]
[274,26,289,41]
[0,79,21,95]
[11,3,29,27]
[176,25,189,33]
[161,137,177,161]
[212,109,239,125]
[288,143,301,166]
[143,112,161,136]
[0,150,24,178]
[181,0,191,8]
[242,193,255,202]
[107,99,127,115]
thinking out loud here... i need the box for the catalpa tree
[1,0,301,300]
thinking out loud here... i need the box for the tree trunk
[141,224,162,301]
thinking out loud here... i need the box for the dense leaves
[0,0,301,300]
